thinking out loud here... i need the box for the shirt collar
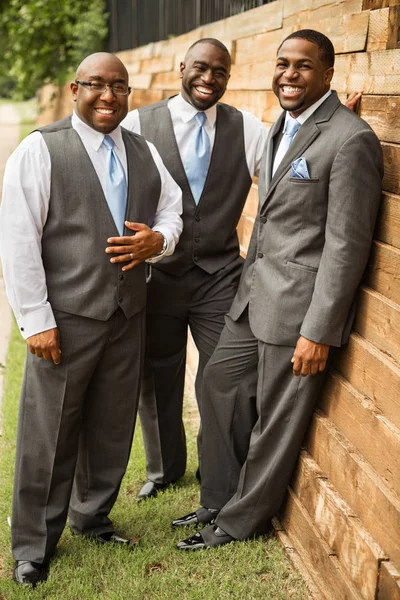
[283,89,332,129]
[169,93,217,128]
[72,111,124,152]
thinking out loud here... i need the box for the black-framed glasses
[75,80,131,96]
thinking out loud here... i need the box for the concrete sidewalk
[0,104,20,434]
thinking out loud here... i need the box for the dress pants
[12,308,145,563]
[138,259,257,484]
[200,311,330,540]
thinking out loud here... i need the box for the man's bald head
[75,52,128,82]
[71,52,130,134]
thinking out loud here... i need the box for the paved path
[0,104,20,434]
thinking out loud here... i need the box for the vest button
[257,252,264,259]
[195,237,200,243]
[118,296,123,302]
[193,256,198,262]
[260,217,267,223]
[195,215,201,221]
[119,274,125,281]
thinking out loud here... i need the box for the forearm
[0,134,55,339]
[147,142,183,260]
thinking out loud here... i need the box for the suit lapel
[262,118,320,209]
[261,92,341,213]
[263,113,284,193]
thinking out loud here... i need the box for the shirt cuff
[16,305,57,340]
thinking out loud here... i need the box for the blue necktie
[184,112,211,204]
[102,134,127,235]
[272,118,301,176]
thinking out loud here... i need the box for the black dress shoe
[177,525,234,551]
[136,480,173,502]
[92,531,131,545]
[14,560,49,587]
[172,506,219,527]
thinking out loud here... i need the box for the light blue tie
[184,112,211,204]
[102,134,127,235]
[272,118,301,176]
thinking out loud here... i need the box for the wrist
[153,231,168,256]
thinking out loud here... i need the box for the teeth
[196,86,213,95]
[282,86,302,94]
[96,108,114,114]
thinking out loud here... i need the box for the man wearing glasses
[0,52,182,587]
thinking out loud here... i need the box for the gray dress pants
[200,311,330,540]
[138,259,257,484]
[12,308,144,563]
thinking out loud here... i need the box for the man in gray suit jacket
[174,29,383,549]
[0,52,182,586]
[121,39,362,504]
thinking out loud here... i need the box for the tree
[0,0,108,99]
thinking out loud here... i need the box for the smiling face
[272,38,334,118]
[70,53,130,134]
[180,42,231,111]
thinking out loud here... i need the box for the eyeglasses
[75,80,131,96]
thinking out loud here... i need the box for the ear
[70,81,78,101]
[179,62,185,79]
[325,67,334,86]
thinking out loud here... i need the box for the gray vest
[139,100,252,276]
[38,117,161,321]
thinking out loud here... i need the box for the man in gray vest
[174,30,383,550]
[121,38,361,505]
[0,52,182,587]
[122,38,267,502]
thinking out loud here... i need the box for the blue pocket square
[291,157,310,179]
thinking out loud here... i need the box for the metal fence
[107,0,275,52]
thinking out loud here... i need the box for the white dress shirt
[0,112,183,339]
[121,93,268,178]
[272,90,333,174]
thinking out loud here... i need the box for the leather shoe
[172,506,219,527]
[136,480,173,502]
[14,560,48,587]
[92,531,131,545]
[177,525,234,551]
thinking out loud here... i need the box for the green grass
[0,324,310,600]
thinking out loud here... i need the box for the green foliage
[0,20,16,98]
[0,0,108,100]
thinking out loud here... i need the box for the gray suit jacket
[229,91,383,347]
